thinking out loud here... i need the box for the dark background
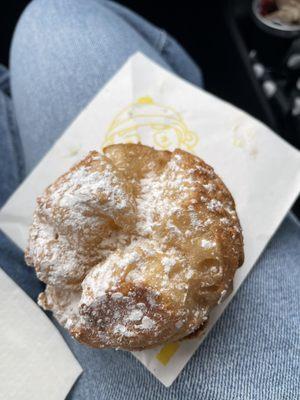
[0,0,260,119]
[0,0,299,215]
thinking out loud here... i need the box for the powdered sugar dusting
[52,159,132,219]
[207,199,223,211]
[139,316,155,330]
[203,183,215,192]
[189,206,203,228]
[136,174,182,235]
[201,239,216,249]
[127,309,144,321]
[26,146,243,350]
[161,257,176,273]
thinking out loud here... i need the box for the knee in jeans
[12,0,110,48]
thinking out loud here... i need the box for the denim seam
[4,90,26,183]
[0,69,11,96]
[156,29,168,54]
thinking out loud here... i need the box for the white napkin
[0,53,299,386]
[0,269,82,400]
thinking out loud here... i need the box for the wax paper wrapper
[0,53,299,387]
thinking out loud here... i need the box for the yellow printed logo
[103,97,198,152]
[156,342,180,366]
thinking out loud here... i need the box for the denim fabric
[10,0,203,175]
[0,68,42,299]
[0,66,25,204]
[0,0,299,399]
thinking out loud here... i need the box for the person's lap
[0,0,299,399]
[10,0,202,174]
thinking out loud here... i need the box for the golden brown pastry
[26,144,244,350]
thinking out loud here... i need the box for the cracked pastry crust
[25,143,244,350]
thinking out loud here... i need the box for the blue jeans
[0,1,299,399]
